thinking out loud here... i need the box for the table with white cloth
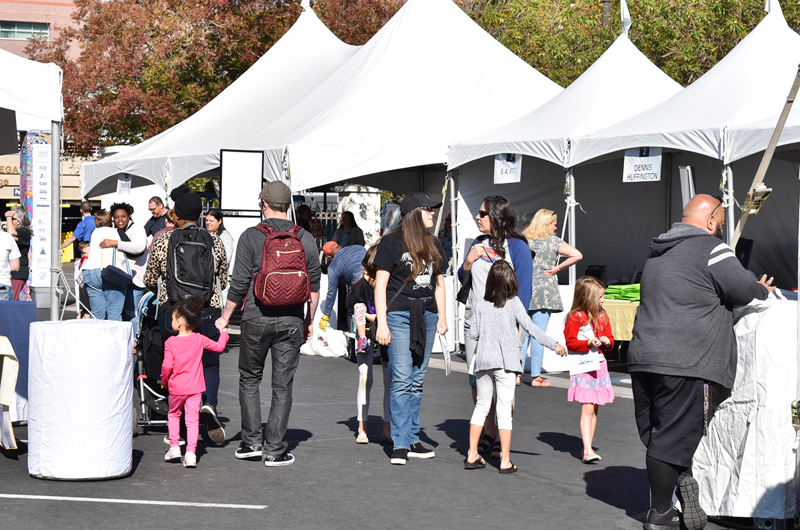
[27,320,134,480]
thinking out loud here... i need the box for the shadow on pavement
[584,465,649,518]
[538,431,584,459]
[285,428,313,452]
[434,418,470,456]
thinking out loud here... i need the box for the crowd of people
[1,182,778,530]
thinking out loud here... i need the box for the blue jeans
[83,268,126,321]
[0,285,11,301]
[386,309,437,450]
[520,309,552,377]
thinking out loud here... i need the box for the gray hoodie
[628,223,768,388]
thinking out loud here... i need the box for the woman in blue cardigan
[458,195,532,458]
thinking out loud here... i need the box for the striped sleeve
[707,243,736,267]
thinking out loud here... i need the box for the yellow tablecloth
[604,299,640,341]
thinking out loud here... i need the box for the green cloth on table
[605,284,640,301]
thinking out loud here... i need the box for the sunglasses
[478,210,489,218]
[419,206,434,213]
[710,195,723,216]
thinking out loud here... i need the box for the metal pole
[49,121,61,321]
[724,165,735,247]
[568,167,577,285]
[449,171,459,345]
[601,0,611,27]
[732,64,800,248]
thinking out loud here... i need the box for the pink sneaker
[183,452,196,468]
[164,446,182,462]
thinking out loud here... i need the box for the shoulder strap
[289,225,301,236]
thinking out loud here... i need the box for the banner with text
[623,147,662,183]
[30,143,51,288]
[494,154,522,184]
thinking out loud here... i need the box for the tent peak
[301,0,310,9]
[765,0,784,16]
[621,0,631,35]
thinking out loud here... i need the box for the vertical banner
[493,154,522,184]
[28,136,51,288]
[623,147,662,182]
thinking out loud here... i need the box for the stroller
[134,291,169,432]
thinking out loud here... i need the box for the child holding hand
[465,261,567,473]
[564,276,615,464]
[162,293,229,467]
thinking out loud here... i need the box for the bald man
[629,194,774,530]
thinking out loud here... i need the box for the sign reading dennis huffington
[623,147,662,182]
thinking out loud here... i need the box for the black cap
[399,192,442,216]
[170,185,203,221]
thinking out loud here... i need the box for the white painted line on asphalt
[0,494,267,510]
[427,358,634,399]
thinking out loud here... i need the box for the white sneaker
[164,446,182,462]
[356,432,369,444]
[183,452,197,468]
[163,435,186,446]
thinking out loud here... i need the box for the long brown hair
[484,261,518,308]
[482,195,526,259]
[398,208,442,279]
[568,276,607,330]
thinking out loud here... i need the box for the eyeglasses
[710,196,723,216]
[478,210,489,218]
[419,206,434,213]
[148,207,156,212]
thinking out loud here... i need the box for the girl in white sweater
[465,261,566,473]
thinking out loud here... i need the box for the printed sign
[494,154,522,184]
[623,147,662,182]
[30,144,51,288]
[116,174,132,195]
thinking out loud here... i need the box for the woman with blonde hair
[521,209,582,387]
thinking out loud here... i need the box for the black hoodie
[628,223,768,387]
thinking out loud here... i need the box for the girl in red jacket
[162,294,229,467]
[564,276,615,464]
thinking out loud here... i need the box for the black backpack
[166,224,217,306]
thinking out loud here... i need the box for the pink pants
[168,393,202,453]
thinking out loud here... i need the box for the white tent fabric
[727,107,800,164]
[81,3,360,197]
[0,48,62,123]
[448,31,682,170]
[250,0,562,191]
[569,2,800,166]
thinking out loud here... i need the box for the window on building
[0,21,49,40]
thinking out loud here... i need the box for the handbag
[568,323,603,376]
[101,247,133,289]
[456,270,472,305]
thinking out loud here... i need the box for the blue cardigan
[458,236,533,311]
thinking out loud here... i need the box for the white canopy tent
[81,0,360,198]
[0,48,62,317]
[244,0,562,192]
[447,0,683,283]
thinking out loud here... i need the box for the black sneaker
[407,443,435,459]
[234,442,262,460]
[643,507,679,530]
[264,453,295,467]
[677,474,708,529]
[390,448,408,465]
[200,404,225,444]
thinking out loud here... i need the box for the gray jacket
[469,296,559,373]
[228,218,321,322]
[628,223,768,387]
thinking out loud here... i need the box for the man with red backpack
[216,181,321,467]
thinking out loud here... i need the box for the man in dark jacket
[630,194,773,530]
[216,181,321,467]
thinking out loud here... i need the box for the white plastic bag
[300,327,348,358]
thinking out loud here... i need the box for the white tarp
[251,0,562,191]
[28,321,134,480]
[448,27,682,170]
[81,1,360,197]
[569,1,800,166]
[693,298,798,519]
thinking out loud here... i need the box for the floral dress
[564,310,615,405]
[528,235,564,312]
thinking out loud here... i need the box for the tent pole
[724,165,735,247]
[49,121,61,321]
[449,171,459,345]
[568,167,576,285]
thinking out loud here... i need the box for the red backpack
[251,224,310,308]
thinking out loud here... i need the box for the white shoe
[183,452,197,468]
[163,435,186,446]
[164,446,182,462]
[356,432,369,444]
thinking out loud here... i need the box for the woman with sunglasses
[4,206,31,300]
[458,196,532,458]
[374,192,448,465]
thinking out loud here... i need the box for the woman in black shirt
[5,206,31,300]
[374,192,448,465]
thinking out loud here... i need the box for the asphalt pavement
[1,336,739,530]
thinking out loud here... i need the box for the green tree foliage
[27,0,301,156]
